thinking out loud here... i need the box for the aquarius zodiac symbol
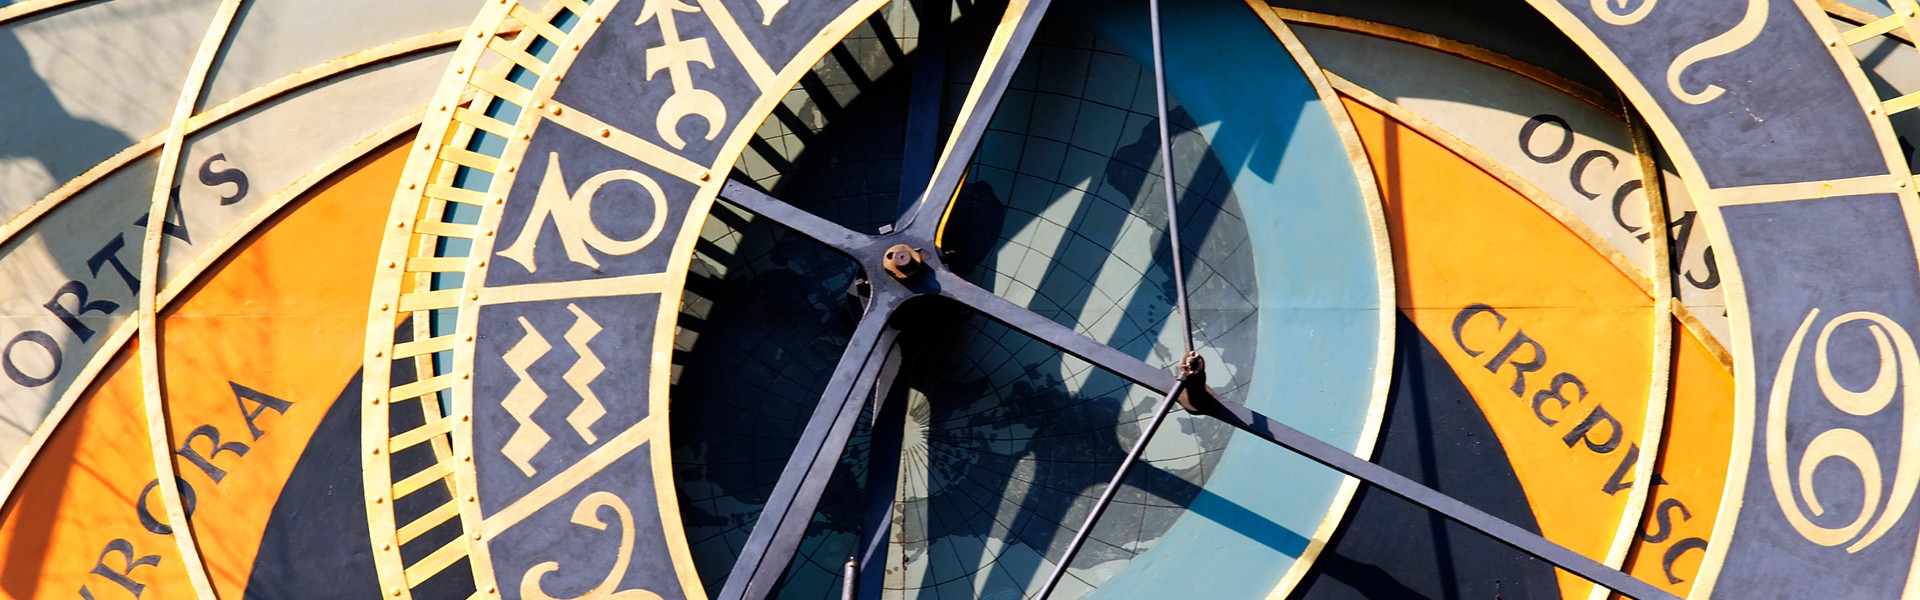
[500,304,609,476]
[497,153,669,274]
[519,492,664,600]
[1767,308,1920,552]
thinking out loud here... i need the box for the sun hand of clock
[953,270,1682,599]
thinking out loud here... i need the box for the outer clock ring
[1519,1,1920,597]
[361,1,1920,600]
[361,0,895,597]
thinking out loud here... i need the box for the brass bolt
[882,244,924,280]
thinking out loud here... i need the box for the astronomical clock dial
[0,0,484,596]
[4,0,1920,599]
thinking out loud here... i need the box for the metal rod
[855,342,909,600]
[717,304,905,600]
[1034,384,1184,600]
[843,557,858,600]
[1148,0,1194,354]
[1196,398,1680,600]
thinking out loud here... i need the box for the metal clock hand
[714,0,1675,595]
[716,299,904,600]
[898,0,1052,242]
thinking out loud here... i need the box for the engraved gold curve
[1666,0,1768,104]
[519,492,664,600]
[1766,309,1920,552]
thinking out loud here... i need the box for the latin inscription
[1518,113,1721,292]
[75,382,292,599]
[3,155,253,390]
[1451,303,1709,580]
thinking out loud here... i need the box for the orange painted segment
[0,348,197,600]
[0,138,411,598]
[158,138,409,596]
[1620,323,1735,597]
[1344,96,1656,598]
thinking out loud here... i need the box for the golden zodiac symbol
[1588,0,1767,104]
[1591,0,1656,26]
[1665,0,1767,104]
[520,492,664,600]
[638,0,729,149]
[497,153,670,273]
[754,0,788,25]
[501,316,555,476]
[499,304,608,476]
[1767,309,1920,552]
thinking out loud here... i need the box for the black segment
[243,374,386,600]
[1295,315,1559,600]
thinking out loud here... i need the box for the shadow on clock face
[667,2,1275,598]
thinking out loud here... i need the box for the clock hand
[725,26,1674,591]
[716,296,905,600]
[930,269,1176,393]
[852,331,909,600]
[898,0,1052,242]
[1195,397,1680,600]
[896,0,950,216]
[1147,0,1194,358]
[1035,382,1186,600]
[932,267,1681,599]
[720,180,878,257]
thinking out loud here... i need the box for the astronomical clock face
[3,0,1920,599]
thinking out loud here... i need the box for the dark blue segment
[716,0,863,72]
[1552,0,1886,187]
[1296,315,1556,600]
[550,0,761,166]
[1714,195,1920,598]
[472,294,661,517]
[486,121,695,287]
[486,442,688,600]
[247,373,387,600]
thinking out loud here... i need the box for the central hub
[882,243,924,281]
